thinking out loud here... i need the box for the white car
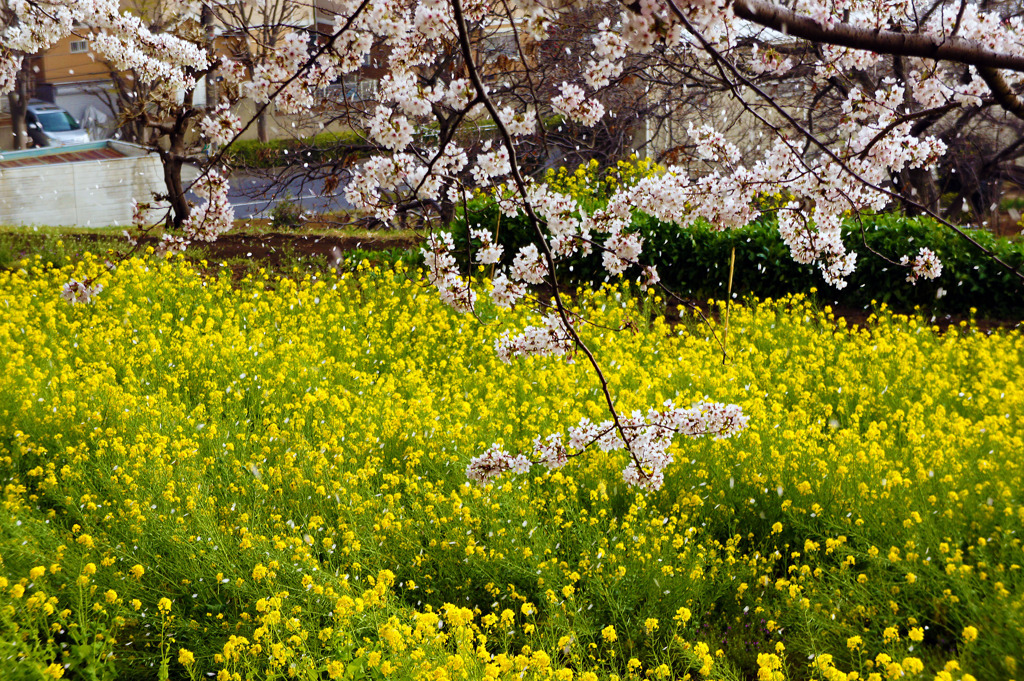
[26,101,91,147]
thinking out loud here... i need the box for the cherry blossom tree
[8,0,1024,489]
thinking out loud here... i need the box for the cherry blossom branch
[668,6,1024,284]
[449,0,650,476]
[467,401,749,490]
[976,66,1024,121]
[731,0,1024,73]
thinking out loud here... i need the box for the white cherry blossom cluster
[422,231,476,313]
[470,228,504,265]
[497,107,537,137]
[245,33,341,114]
[592,17,626,58]
[749,44,793,76]
[551,82,605,127]
[509,243,548,285]
[156,233,190,257]
[901,247,943,283]
[183,169,233,242]
[471,145,511,186]
[0,57,20,95]
[199,102,242,147]
[602,230,643,276]
[584,18,627,89]
[489,273,528,308]
[469,400,748,489]
[532,432,568,469]
[61,278,104,305]
[494,312,575,363]
[574,401,748,491]
[368,106,415,151]
[465,444,532,485]
[414,0,455,39]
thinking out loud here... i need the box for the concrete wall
[0,142,167,227]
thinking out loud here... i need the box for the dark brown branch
[732,0,1024,73]
[977,66,1024,122]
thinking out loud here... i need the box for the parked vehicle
[26,101,91,147]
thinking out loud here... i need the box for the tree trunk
[899,167,941,216]
[158,114,193,229]
[160,147,190,229]
[257,105,271,143]
[8,59,31,150]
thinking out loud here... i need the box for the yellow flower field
[1,253,1022,680]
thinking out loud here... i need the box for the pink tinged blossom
[777,208,856,288]
[278,32,310,68]
[466,444,532,485]
[622,11,658,53]
[568,418,623,452]
[602,230,643,275]
[333,30,374,74]
[156,233,190,257]
[593,18,627,59]
[495,189,525,218]
[749,44,793,76]
[642,265,660,289]
[414,0,454,40]
[563,401,747,491]
[0,57,22,95]
[688,123,742,166]
[584,59,623,90]
[444,79,474,109]
[380,72,440,117]
[218,57,248,88]
[497,107,537,137]
[61,279,103,305]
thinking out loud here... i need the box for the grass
[0,222,423,276]
[1,251,1022,680]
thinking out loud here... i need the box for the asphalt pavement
[226,170,353,219]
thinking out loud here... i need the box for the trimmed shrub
[452,195,1024,317]
[224,130,370,169]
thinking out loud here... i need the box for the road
[226,170,353,219]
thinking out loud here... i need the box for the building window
[69,39,89,54]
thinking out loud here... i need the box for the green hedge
[452,197,1024,317]
[223,116,565,170]
[223,130,370,169]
